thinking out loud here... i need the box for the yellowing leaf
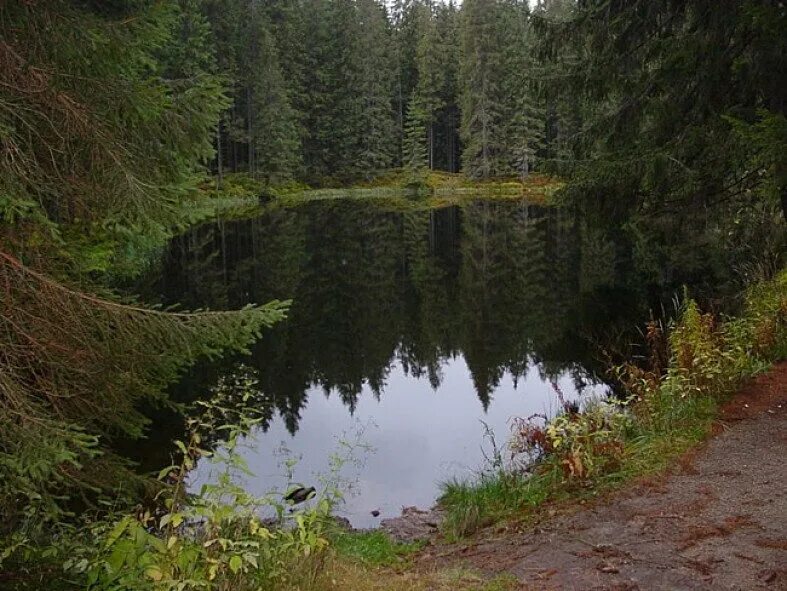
[229,555,242,574]
[145,565,163,581]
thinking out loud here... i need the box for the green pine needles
[0,252,289,529]
[0,0,289,545]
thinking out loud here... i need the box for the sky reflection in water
[193,357,607,528]
[144,199,628,527]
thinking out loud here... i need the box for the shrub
[3,371,339,591]
[509,401,632,482]
[65,487,332,591]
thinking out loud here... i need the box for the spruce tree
[536,1,787,223]
[247,12,302,182]
[414,2,445,170]
[390,0,420,165]
[264,0,309,147]
[203,0,247,173]
[355,0,398,178]
[403,93,429,177]
[460,0,507,179]
[301,0,365,182]
[499,0,544,180]
[0,0,288,519]
[435,0,461,172]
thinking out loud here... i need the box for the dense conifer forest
[0,1,784,589]
[190,0,554,183]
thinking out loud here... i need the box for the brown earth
[420,362,787,590]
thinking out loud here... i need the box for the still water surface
[140,198,638,527]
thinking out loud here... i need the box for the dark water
[139,198,651,527]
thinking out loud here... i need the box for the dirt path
[425,362,787,590]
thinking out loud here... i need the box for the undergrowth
[439,270,787,538]
[0,362,507,591]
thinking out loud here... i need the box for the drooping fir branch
[0,251,288,521]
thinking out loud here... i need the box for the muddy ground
[415,362,787,590]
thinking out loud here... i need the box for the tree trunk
[216,118,223,190]
[247,86,254,177]
[429,122,434,170]
[447,108,456,173]
[220,219,227,286]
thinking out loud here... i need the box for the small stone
[759,570,777,583]
[598,562,620,574]
[370,509,380,517]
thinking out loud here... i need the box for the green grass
[331,530,423,566]
[273,169,563,207]
[438,400,718,540]
[315,529,521,591]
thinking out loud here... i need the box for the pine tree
[355,0,398,178]
[414,2,445,170]
[459,0,505,179]
[403,93,429,176]
[247,12,302,182]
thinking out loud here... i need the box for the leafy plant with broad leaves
[60,368,337,591]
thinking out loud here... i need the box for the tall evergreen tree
[459,0,505,179]
[537,1,787,223]
[435,0,461,172]
[0,0,287,520]
[403,93,429,175]
[414,2,445,170]
[301,0,364,181]
[390,0,420,163]
[246,11,302,182]
[264,0,309,145]
[499,0,544,179]
[355,0,398,178]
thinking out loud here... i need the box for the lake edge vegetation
[104,169,564,283]
[439,270,787,539]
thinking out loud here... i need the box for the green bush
[510,401,633,481]
[2,370,339,591]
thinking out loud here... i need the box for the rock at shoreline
[380,506,443,543]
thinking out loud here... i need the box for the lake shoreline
[100,171,562,283]
[412,361,787,589]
